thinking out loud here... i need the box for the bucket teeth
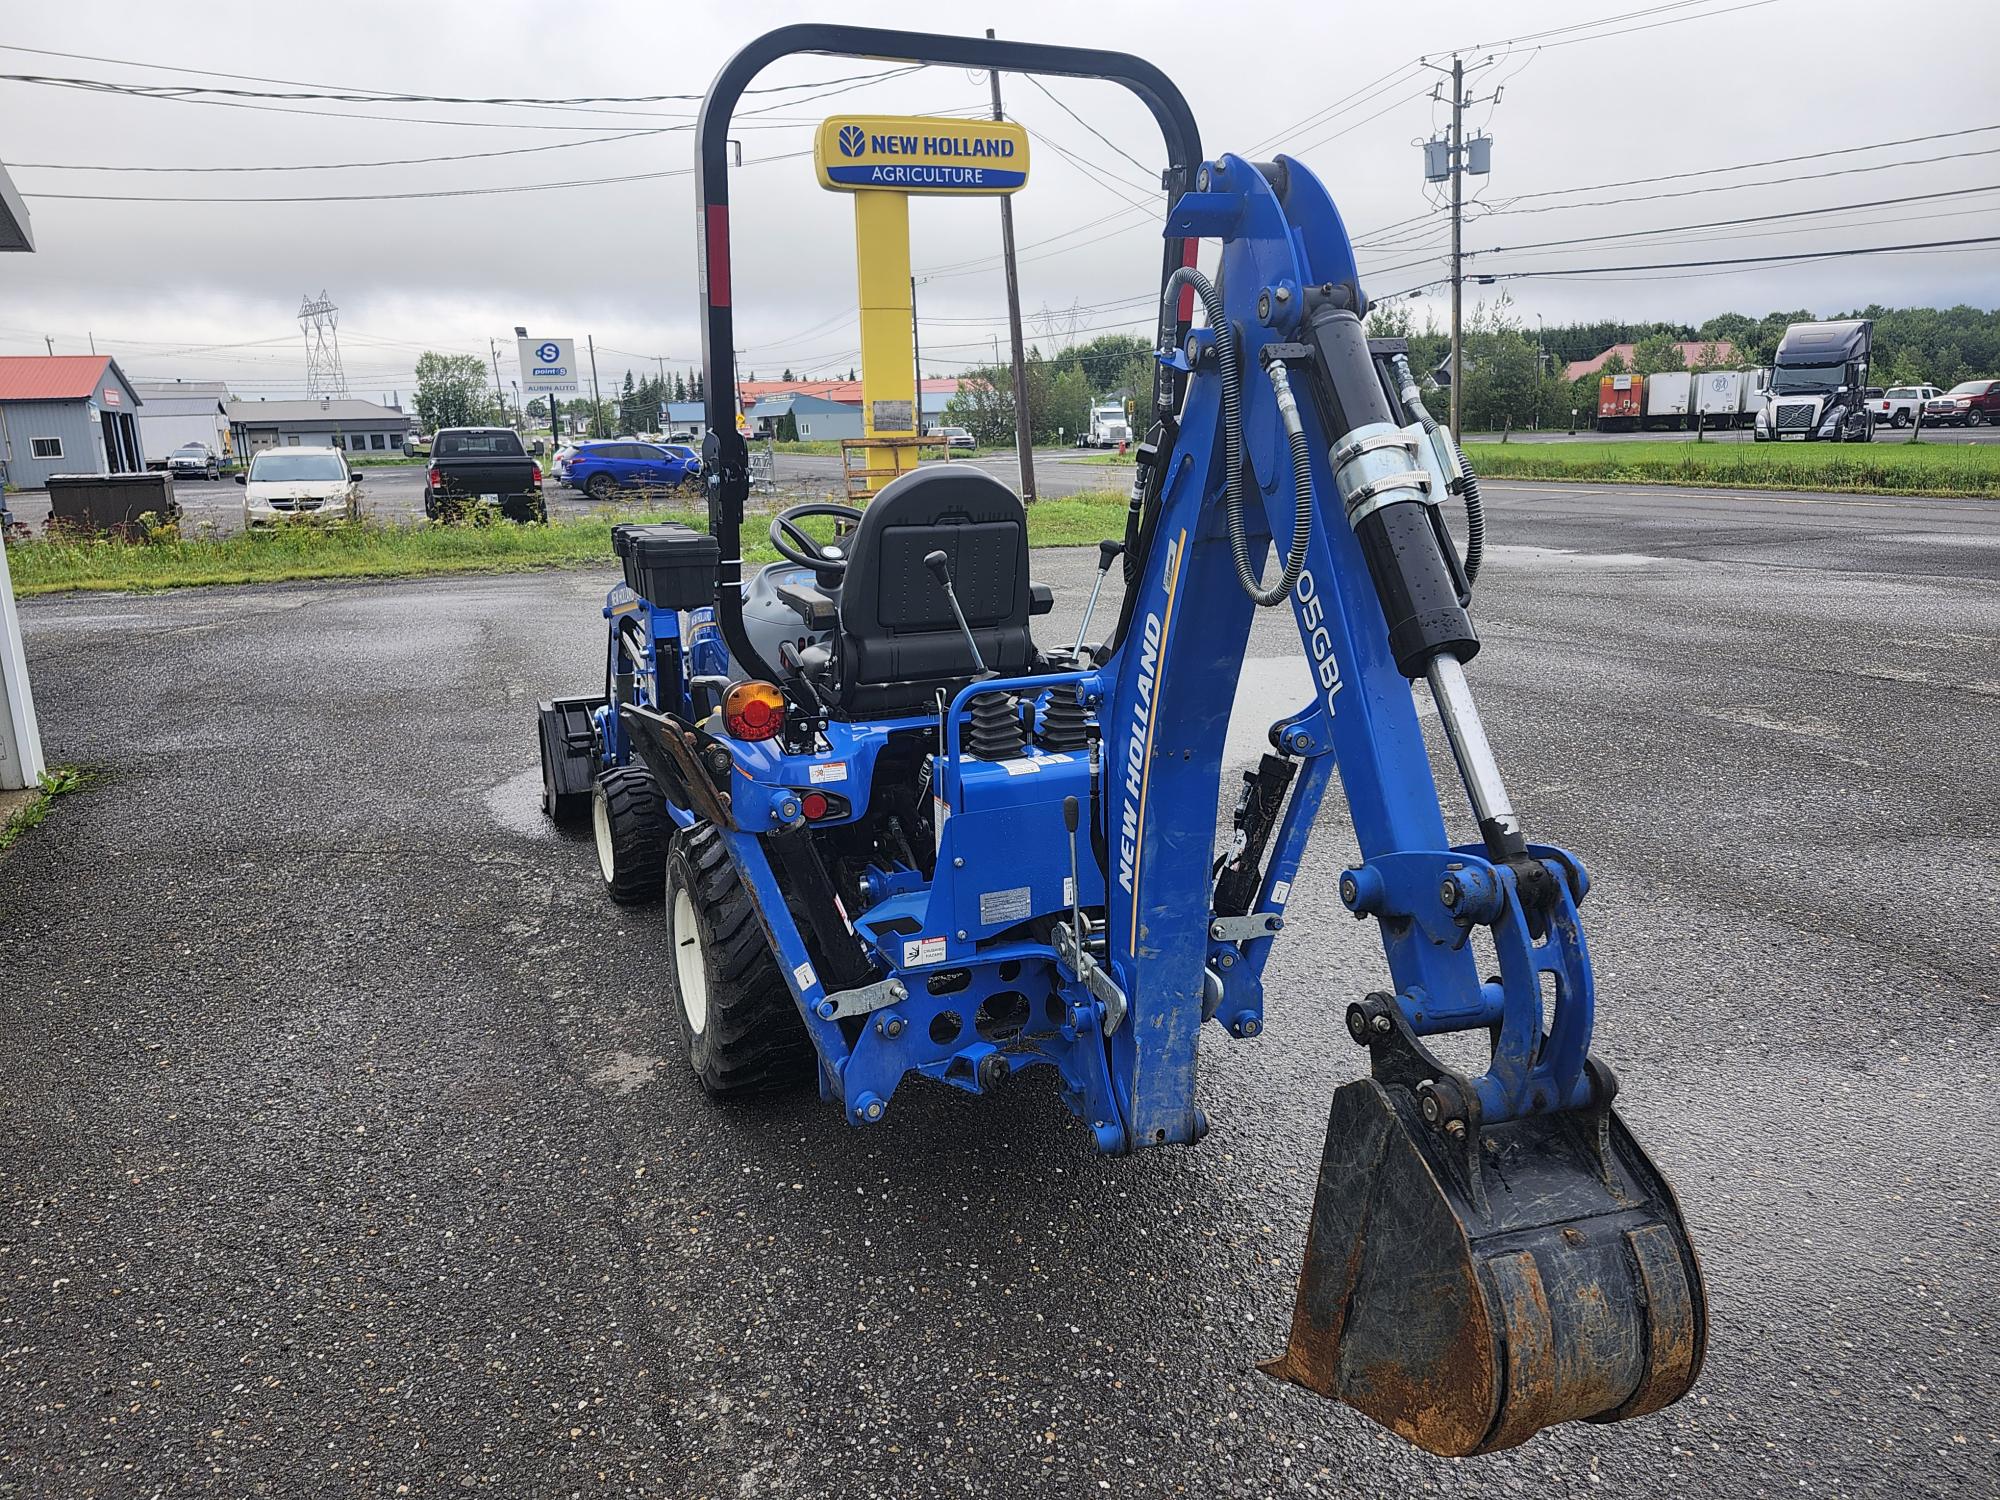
[1267,1078,1706,1457]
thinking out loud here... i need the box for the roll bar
[695,24,1203,683]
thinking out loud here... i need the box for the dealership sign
[814,116,1030,195]
[517,337,579,394]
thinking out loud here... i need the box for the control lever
[924,549,992,679]
[1071,540,1125,660]
[1063,795,1084,944]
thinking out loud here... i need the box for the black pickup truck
[424,428,546,522]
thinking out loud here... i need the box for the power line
[1470,233,2000,281]
[1467,182,2000,259]
[8,130,666,173]
[20,151,813,203]
[0,47,927,106]
[1488,143,2000,217]
[1018,74,1155,179]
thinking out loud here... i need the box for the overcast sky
[2,0,1996,402]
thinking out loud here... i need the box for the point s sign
[517,337,579,395]
[814,115,1030,195]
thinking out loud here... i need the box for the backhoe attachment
[1136,153,1708,1453]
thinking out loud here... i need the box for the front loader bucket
[1265,1077,1706,1457]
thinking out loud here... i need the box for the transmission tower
[299,291,350,399]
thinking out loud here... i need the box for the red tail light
[531,463,543,485]
[427,466,442,488]
[723,681,785,742]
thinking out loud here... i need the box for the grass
[1460,439,2000,497]
[0,766,89,853]
[4,490,1133,597]
[1068,451,1139,465]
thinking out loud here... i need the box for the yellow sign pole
[813,114,1030,494]
[851,190,917,487]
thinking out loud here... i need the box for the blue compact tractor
[536,23,1708,1461]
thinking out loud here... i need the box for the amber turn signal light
[722,680,786,742]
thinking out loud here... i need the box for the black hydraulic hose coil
[1163,265,1306,607]
[1391,353,1484,588]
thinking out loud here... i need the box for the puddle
[485,766,559,840]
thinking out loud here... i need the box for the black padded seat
[834,464,1033,715]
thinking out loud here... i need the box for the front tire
[1969,411,1986,428]
[592,765,667,905]
[665,823,814,1097]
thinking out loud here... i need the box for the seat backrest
[835,464,1032,714]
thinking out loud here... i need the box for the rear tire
[588,473,618,502]
[592,765,667,905]
[665,823,814,1097]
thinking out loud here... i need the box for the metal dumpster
[45,472,179,538]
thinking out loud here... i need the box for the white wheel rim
[672,886,708,1033]
[592,786,616,882]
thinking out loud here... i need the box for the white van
[238,446,362,526]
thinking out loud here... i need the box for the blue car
[565,440,702,500]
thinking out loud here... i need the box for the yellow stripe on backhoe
[1129,528,1187,957]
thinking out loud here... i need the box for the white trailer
[1737,368,1770,427]
[1693,370,1742,427]
[1642,370,1691,430]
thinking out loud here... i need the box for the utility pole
[1535,312,1545,431]
[1449,54,1464,443]
[43,335,52,355]
[910,275,923,438]
[988,28,1036,501]
[489,338,508,423]
[1422,54,1499,444]
[587,335,605,437]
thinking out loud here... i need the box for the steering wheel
[769,502,864,576]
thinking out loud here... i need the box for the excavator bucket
[1265,1076,1706,1457]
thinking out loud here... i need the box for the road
[3,484,1996,1497]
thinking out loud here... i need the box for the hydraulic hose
[1163,265,1306,607]
[1392,353,1484,588]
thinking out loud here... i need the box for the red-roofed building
[1562,341,1736,383]
[732,376,961,423]
[0,355,147,489]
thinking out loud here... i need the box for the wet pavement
[2,483,1996,1497]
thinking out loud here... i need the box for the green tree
[1632,331,1688,376]
[412,352,496,432]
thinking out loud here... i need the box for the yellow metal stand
[851,191,918,493]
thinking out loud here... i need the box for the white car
[927,425,975,450]
[237,446,362,526]
[1873,385,1940,428]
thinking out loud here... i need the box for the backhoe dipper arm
[1097,154,1705,1456]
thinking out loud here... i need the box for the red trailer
[1597,373,1643,431]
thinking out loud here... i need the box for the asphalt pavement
[2,484,1996,1497]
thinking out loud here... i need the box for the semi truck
[1080,400,1132,448]
[1754,319,1874,442]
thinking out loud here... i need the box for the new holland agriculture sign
[814,116,1030,194]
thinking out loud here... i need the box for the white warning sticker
[1001,759,1042,776]
[1063,876,1075,906]
[979,885,1032,926]
[792,960,817,991]
[808,761,849,784]
[1271,879,1292,905]
[903,935,948,966]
